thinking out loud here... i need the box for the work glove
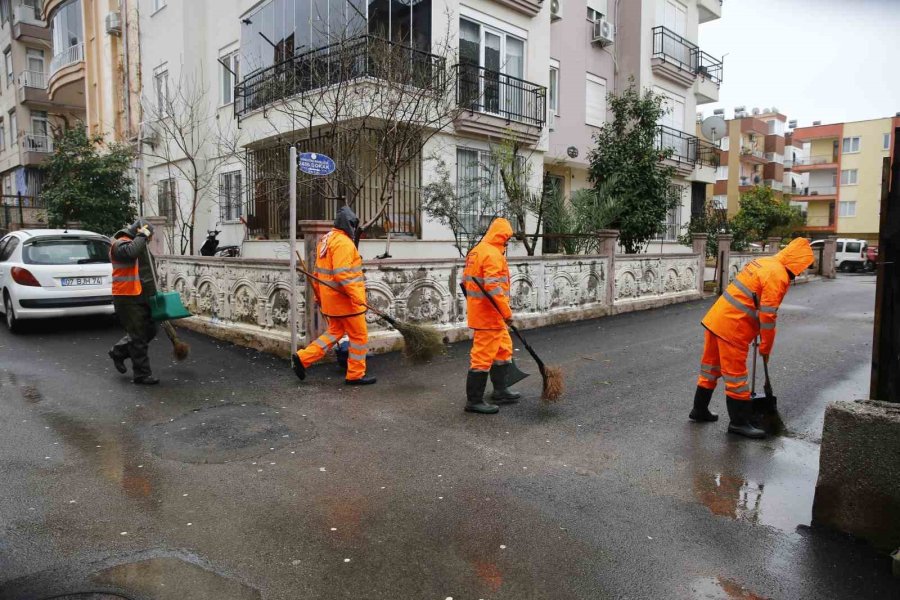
[139,224,154,239]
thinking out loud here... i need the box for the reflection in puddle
[92,557,261,600]
[691,576,771,599]
[693,473,763,523]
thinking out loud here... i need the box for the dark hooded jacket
[312,207,366,316]
[111,229,157,301]
[334,206,360,242]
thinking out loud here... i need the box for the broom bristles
[394,321,445,363]
[541,365,565,403]
[172,339,190,361]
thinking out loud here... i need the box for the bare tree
[142,68,220,254]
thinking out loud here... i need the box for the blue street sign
[297,152,336,176]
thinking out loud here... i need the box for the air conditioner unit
[105,11,122,35]
[140,121,159,147]
[591,17,614,46]
[550,0,562,21]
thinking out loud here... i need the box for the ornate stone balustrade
[155,235,707,357]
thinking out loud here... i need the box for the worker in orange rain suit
[461,217,522,414]
[291,206,376,385]
[689,237,814,438]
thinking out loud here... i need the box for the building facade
[792,116,899,244]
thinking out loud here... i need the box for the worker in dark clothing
[108,219,159,385]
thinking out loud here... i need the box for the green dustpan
[149,291,192,321]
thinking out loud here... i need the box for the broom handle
[470,277,547,375]
[162,320,179,343]
[762,354,773,398]
[294,252,400,329]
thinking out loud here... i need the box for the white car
[810,238,869,272]
[0,229,115,332]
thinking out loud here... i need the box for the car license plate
[61,277,103,286]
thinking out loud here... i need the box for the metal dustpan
[750,342,777,414]
[505,358,531,387]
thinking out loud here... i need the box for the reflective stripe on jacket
[702,238,814,354]
[464,218,513,330]
[110,236,142,296]
[314,228,367,317]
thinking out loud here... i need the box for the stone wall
[155,241,706,357]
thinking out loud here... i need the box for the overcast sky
[698,0,900,127]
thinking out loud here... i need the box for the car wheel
[4,294,21,333]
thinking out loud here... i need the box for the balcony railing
[652,26,698,73]
[656,124,698,166]
[235,35,446,121]
[24,133,53,153]
[18,70,47,89]
[456,63,545,127]
[794,154,837,166]
[696,139,720,168]
[807,215,834,227]
[785,185,837,197]
[49,42,84,76]
[740,147,765,160]
[763,179,783,191]
[696,51,723,84]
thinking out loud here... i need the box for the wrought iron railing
[19,70,46,89]
[651,26,698,73]
[455,63,546,127]
[696,139,720,168]
[235,35,446,120]
[656,124,697,165]
[696,50,723,84]
[49,42,84,76]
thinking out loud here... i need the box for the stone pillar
[822,236,838,279]
[715,234,733,294]
[767,236,782,254]
[596,229,619,308]
[144,216,168,256]
[298,220,333,344]
[691,233,709,293]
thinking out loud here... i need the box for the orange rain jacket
[702,237,814,355]
[313,228,367,318]
[463,218,514,330]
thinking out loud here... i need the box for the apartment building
[705,107,795,217]
[791,116,900,244]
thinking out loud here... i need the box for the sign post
[289,146,298,356]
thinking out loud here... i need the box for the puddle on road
[21,384,42,403]
[691,576,771,599]
[92,557,261,600]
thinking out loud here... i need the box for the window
[845,241,861,253]
[662,204,682,241]
[4,49,11,88]
[25,48,45,85]
[0,1,9,26]
[842,136,860,154]
[154,68,169,117]
[840,169,858,186]
[713,195,727,210]
[157,178,176,219]
[456,147,521,234]
[459,18,526,119]
[219,171,242,221]
[0,119,5,152]
[23,238,111,265]
[884,133,891,151]
[839,202,857,218]
[715,165,728,181]
[219,50,240,106]
[23,0,40,20]
[152,0,167,12]
[549,63,559,116]
[8,110,15,147]
[0,236,19,261]
[585,73,606,127]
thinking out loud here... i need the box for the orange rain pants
[696,329,751,401]
[470,328,514,373]
[297,314,368,381]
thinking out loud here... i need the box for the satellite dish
[701,115,727,143]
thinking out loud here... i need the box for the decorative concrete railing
[154,233,708,357]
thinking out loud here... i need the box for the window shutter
[585,75,607,127]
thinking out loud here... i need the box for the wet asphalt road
[0,273,896,600]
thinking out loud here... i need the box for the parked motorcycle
[200,230,241,257]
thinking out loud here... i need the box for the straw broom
[295,253,444,363]
[162,321,190,361]
[471,279,564,403]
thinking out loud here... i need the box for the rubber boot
[464,371,498,414]
[490,363,521,404]
[345,375,377,385]
[726,397,766,439]
[291,354,306,381]
[688,386,718,422]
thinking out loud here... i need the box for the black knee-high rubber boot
[490,363,521,404]
[464,371,498,414]
[688,386,718,422]
[726,397,766,439]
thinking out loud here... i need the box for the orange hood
[483,218,513,249]
[776,237,815,276]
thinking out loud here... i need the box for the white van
[810,238,869,272]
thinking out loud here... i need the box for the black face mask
[334,206,360,240]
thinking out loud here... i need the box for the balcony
[698,0,723,23]
[695,51,723,104]
[793,154,838,171]
[690,138,719,183]
[455,64,545,144]
[739,147,766,164]
[48,42,85,103]
[785,185,837,198]
[21,133,54,166]
[806,214,836,230]
[16,70,49,106]
[13,4,49,42]
[235,36,446,123]
[651,27,698,87]
[763,179,783,192]
[656,125,698,176]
